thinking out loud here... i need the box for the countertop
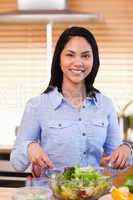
[0,165,132,200]
[0,145,12,154]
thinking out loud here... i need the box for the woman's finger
[37,158,48,168]
[119,158,128,169]
[41,155,54,168]
[109,152,119,166]
[32,164,42,177]
[113,156,124,168]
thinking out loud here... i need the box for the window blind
[0,24,48,145]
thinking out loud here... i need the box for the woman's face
[60,36,93,85]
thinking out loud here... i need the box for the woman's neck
[62,81,86,110]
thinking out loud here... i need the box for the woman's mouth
[70,68,85,75]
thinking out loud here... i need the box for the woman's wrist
[120,142,133,156]
[28,142,38,148]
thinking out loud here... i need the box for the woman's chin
[68,77,85,85]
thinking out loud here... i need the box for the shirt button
[78,117,82,121]
[58,123,62,127]
[82,105,85,108]
[82,133,86,136]
[83,152,86,155]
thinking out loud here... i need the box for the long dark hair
[44,26,100,96]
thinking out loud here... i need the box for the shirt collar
[48,87,64,109]
[86,94,99,108]
[48,87,100,109]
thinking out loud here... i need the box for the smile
[70,68,85,75]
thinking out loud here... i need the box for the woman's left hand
[104,144,132,169]
[32,164,42,178]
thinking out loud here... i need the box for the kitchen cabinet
[0,147,31,187]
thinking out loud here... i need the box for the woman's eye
[82,54,90,58]
[66,54,74,57]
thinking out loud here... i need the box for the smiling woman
[10,26,132,186]
[60,36,94,109]
[60,36,93,81]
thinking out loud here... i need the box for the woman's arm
[103,99,132,168]
[103,144,132,168]
[10,97,53,171]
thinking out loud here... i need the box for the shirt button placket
[78,117,82,121]
[78,114,86,158]
[82,133,86,136]
[58,123,62,127]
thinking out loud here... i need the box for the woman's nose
[73,57,83,66]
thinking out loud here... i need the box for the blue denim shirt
[10,87,122,172]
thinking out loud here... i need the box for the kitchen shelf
[0,10,99,23]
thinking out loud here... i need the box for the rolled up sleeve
[103,99,122,156]
[10,98,41,171]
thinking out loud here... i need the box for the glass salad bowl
[49,166,112,200]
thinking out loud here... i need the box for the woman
[10,26,132,180]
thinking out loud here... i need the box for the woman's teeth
[71,69,84,74]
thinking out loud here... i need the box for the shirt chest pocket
[47,120,74,129]
[45,120,75,142]
[92,120,107,127]
[85,118,108,137]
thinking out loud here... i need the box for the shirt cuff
[122,141,133,164]
[122,141,133,154]
[10,140,35,171]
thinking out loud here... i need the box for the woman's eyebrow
[66,50,91,54]
[66,50,75,53]
[81,50,92,54]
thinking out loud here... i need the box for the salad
[49,166,111,200]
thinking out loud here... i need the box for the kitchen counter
[0,146,12,154]
[0,145,31,187]
[0,165,132,200]
[0,188,15,200]
[0,146,12,161]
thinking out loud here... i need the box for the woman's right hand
[28,142,54,169]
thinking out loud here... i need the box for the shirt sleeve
[10,98,41,171]
[103,99,122,156]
